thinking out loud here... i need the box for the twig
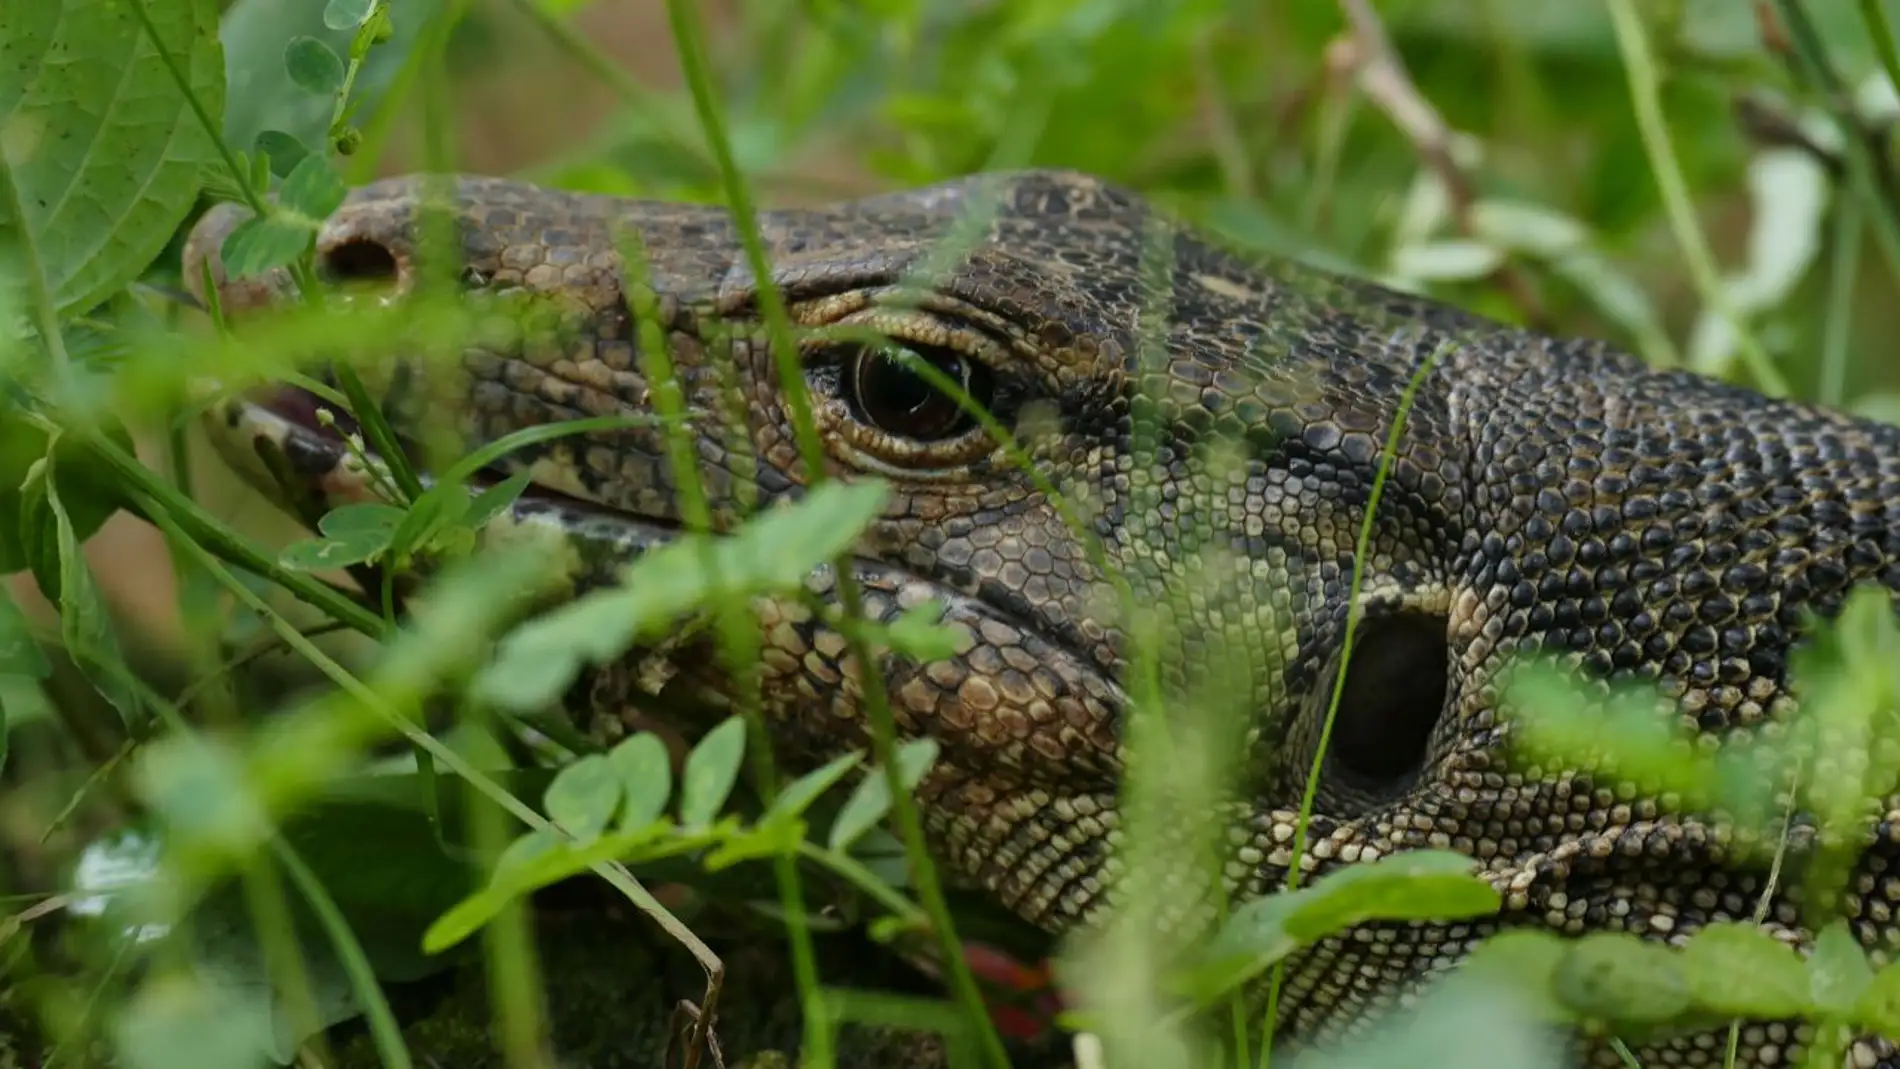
[1733,94,1844,177]
[1332,0,1549,327]
[1192,30,1255,199]
[1767,0,1900,285]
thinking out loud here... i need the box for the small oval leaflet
[766,749,864,824]
[679,717,747,829]
[542,753,620,844]
[220,216,318,280]
[828,737,941,853]
[254,130,311,179]
[324,0,378,30]
[284,36,346,96]
[1808,920,1874,1015]
[608,732,673,832]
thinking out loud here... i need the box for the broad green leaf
[1452,929,1571,1022]
[0,419,129,575]
[114,972,272,1069]
[0,582,48,679]
[284,36,345,95]
[1280,850,1501,942]
[607,732,673,831]
[0,0,225,316]
[679,717,747,830]
[220,215,316,279]
[1808,920,1874,1015]
[38,452,140,727]
[323,0,378,29]
[765,750,863,823]
[474,479,890,712]
[1679,922,1810,1022]
[827,737,941,852]
[277,153,348,221]
[0,584,49,777]
[1171,887,1311,1003]
[134,735,270,860]
[542,753,619,844]
[463,470,534,531]
[1550,932,1692,1025]
[0,674,54,778]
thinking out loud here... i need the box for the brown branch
[1332,0,1550,328]
[1733,93,1845,177]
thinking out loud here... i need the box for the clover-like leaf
[220,215,317,279]
[1808,920,1874,1017]
[1550,932,1692,1026]
[277,153,348,221]
[284,36,346,96]
[608,732,674,833]
[474,479,889,712]
[679,717,747,830]
[1678,922,1809,1022]
[766,750,864,824]
[827,737,941,852]
[542,754,620,845]
[323,0,378,30]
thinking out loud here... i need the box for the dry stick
[1733,95,1847,177]
[1332,0,1551,331]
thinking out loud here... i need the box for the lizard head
[183,168,1900,1058]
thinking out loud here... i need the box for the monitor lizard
[182,168,1900,1068]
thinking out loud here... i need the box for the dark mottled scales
[186,169,1900,1069]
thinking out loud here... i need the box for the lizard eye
[845,344,994,442]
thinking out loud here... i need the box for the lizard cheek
[1317,611,1450,805]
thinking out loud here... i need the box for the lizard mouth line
[218,384,685,544]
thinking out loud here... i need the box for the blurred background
[32,0,1900,685]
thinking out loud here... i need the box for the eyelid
[797,309,1014,377]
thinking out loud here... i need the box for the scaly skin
[184,170,1900,1066]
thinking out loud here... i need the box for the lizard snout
[182,202,294,315]
[182,195,418,318]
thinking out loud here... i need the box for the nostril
[318,238,399,286]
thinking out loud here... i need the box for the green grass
[10,2,1900,1068]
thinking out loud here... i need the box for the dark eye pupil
[849,346,990,442]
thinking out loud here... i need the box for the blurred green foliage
[12,1,1900,1067]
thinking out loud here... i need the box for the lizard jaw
[202,383,684,554]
